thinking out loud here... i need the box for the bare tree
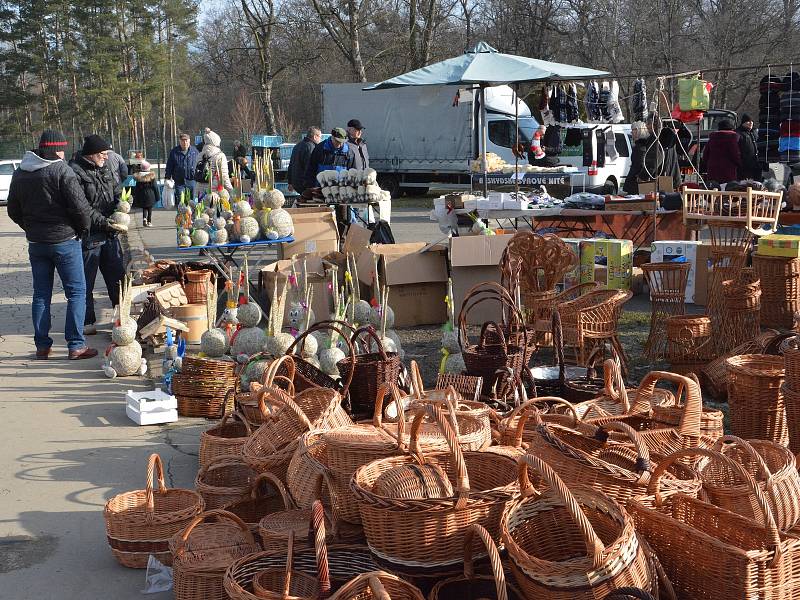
[309,0,370,81]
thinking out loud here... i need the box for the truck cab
[552,123,633,194]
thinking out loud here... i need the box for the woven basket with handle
[199,410,252,468]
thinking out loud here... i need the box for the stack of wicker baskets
[781,335,800,453]
[172,356,237,418]
[752,253,800,329]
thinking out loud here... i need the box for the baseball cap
[331,127,347,141]
[347,119,364,130]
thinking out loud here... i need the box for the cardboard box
[757,234,800,258]
[579,239,633,289]
[278,207,339,259]
[638,176,675,195]
[694,243,713,306]
[650,240,703,303]
[560,239,583,290]
[357,242,449,327]
[259,253,333,326]
[450,234,515,325]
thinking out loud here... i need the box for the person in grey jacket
[105,147,129,185]
[7,130,98,360]
[288,127,321,194]
[347,119,369,170]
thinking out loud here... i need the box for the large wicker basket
[502,453,659,599]
[726,354,788,445]
[199,411,251,468]
[195,455,259,509]
[169,509,259,600]
[752,253,800,329]
[104,454,204,568]
[351,404,520,576]
[222,472,297,544]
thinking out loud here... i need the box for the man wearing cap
[7,130,99,360]
[303,127,356,190]
[166,133,200,201]
[70,134,127,336]
[346,119,369,170]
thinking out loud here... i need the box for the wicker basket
[199,411,252,468]
[195,455,259,509]
[701,330,783,400]
[700,435,800,531]
[752,253,800,329]
[104,454,204,568]
[434,372,484,403]
[257,482,336,551]
[173,356,237,418]
[169,509,259,600]
[286,430,333,511]
[285,321,356,402]
[429,523,525,600]
[238,355,297,426]
[351,404,520,576]
[629,446,800,600]
[243,384,352,480]
[650,373,724,441]
[183,269,214,304]
[337,326,402,418]
[251,533,320,600]
[726,354,788,445]
[665,314,712,366]
[782,335,800,389]
[225,501,379,600]
[223,472,298,543]
[502,453,659,599]
[329,571,425,600]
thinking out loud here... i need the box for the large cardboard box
[650,240,702,303]
[259,253,332,327]
[278,207,339,259]
[450,234,514,325]
[357,242,449,327]
[579,239,633,290]
[638,176,675,195]
[560,238,583,290]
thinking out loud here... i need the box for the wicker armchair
[558,288,632,373]
[434,373,483,402]
[531,282,600,334]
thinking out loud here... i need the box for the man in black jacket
[70,134,126,335]
[737,114,761,181]
[7,130,98,360]
[288,126,321,194]
[347,119,369,170]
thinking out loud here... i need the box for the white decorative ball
[237,302,262,328]
[193,215,209,230]
[240,216,260,240]
[368,305,395,329]
[118,200,131,214]
[108,340,143,376]
[305,354,321,369]
[211,228,228,245]
[354,299,373,325]
[268,208,294,238]
[264,189,285,210]
[178,233,192,247]
[200,328,229,357]
[296,333,318,358]
[242,358,270,390]
[232,327,267,357]
[111,318,138,346]
[110,211,130,227]
[272,332,296,356]
[234,200,253,217]
[240,234,251,244]
[214,216,227,230]
[191,228,210,246]
[319,347,346,376]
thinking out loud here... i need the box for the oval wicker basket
[195,455,258,509]
[199,411,252,468]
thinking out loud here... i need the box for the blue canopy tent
[364,42,610,196]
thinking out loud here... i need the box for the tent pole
[481,85,488,198]
[514,83,520,197]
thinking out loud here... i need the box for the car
[0,159,20,205]
[552,123,633,194]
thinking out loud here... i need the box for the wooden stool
[642,262,690,361]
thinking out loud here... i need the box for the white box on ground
[126,389,179,425]
[502,198,528,210]
[650,240,701,303]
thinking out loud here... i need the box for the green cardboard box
[579,238,633,290]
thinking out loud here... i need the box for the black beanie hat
[741,113,753,125]
[81,134,111,156]
[38,130,68,149]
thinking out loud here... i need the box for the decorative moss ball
[239,216,260,240]
[111,318,138,346]
[444,352,466,374]
[368,305,395,329]
[109,340,143,376]
[237,302,262,328]
[232,327,267,357]
[442,329,461,354]
[118,200,131,214]
[242,358,270,390]
[354,300,373,325]
[268,208,294,238]
[200,328,229,357]
[295,333,318,358]
[191,228,210,246]
[264,189,285,209]
[110,211,130,227]
[178,233,192,247]
[234,200,253,217]
[211,228,228,245]
[319,347,346,376]
[266,332,296,357]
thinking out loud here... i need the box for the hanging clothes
[633,79,648,122]
[582,129,594,166]
[586,81,602,122]
[564,128,583,147]
[599,82,612,122]
[542,125,562,156]
[608,81,624,123]
[605,128,618,161]
[595,130,606,167]
[540,86,555,126]
[566,83,580,123]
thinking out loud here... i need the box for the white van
[553,123,632,194]
[0,159,20,205]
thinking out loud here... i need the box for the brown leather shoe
[36,348,51,360]
[68,347,99,360]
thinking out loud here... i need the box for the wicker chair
[530,282,600,337]
[434,373,483,403]
[559,288,633,374]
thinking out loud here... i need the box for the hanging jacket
[8,151,92,243]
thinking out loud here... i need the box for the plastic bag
[162,179,175,209]
[141,554,173,594]
[678,77,710,111]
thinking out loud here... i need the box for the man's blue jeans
[28,239,87,351]
[174,180,195,202]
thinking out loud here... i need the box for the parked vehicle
[322,83,537,196]
[0,159,20,205]
[550,123,633,194]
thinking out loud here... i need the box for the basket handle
[593,421,652,484]
[457,289,527,352]
[144,453,168,514]
[174,509,255,559]
[262,354,297,387]
[463,523,508,600]
[220,388,236,419]
[459,281,521,328]
[255,383,290,421]
[516,453,606,568]
[258,388,315,433]
[601,358,630,413]
[197,453,248,481]
[367,575,390,600]
[283,531,295,600]
[350,325,390,360]
[371,383,407,449]
[218,410,252,437]
[633,371,701,437]
[646,447,783,564]
[250,472,296,509]
[505,397,580,447]
[409,403,471,509]
[410,360,424,399]
[552,310,565,380]
[605,589,657,600]
[285,321,357,398]
[311,500,332,599]
[712,435,774,481]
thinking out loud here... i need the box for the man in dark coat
[165,133,200,201]
[623,122,664,195]
[346,119,369,170]
[737,114,761,181]
[702,119,742,186]
[304,128,356,190]
[70,134,126,335]
[288,127,321,194]
[7,130,98,360]
[231,140,253,181]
